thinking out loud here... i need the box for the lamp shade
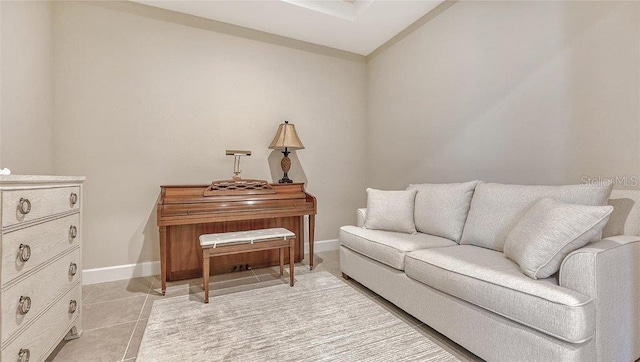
[268,121,305,150]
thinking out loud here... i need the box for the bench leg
[279,247,285,277]
[289,238,295,287]
[203,249,210,303]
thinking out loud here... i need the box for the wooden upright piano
[156,181,316,294]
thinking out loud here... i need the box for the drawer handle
[18,296,31,315]
[18,348,30,362]
[18,244,31,262]
[70,192,79,206]
[69,225,78,239]
[69,262,78,276]
[69,299,78,314]
[18,198,31,215]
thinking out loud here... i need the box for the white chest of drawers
[0,176,85,362]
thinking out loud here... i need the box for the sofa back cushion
[460,183,613,251]
[407,181,479,242]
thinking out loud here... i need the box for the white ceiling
[131,0,445,55]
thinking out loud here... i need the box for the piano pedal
[231,264,251,272]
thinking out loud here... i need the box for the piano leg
[309,214,316,270]
[159,226,168,295]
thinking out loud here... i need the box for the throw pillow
[407,181,479,242]
[460,183,613,252]
[363,188,418,234]
[504,198,613,279]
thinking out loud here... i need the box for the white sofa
[339,183,640,362]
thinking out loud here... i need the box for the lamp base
[279,149,294,183]
[279,174,293,184]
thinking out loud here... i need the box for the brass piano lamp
[225,150,251,180]
[268,121,305,183]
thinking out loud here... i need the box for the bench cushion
[199,228,294,248]
[339,225,456,270]
[405,245,595,343]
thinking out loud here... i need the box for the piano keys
[156,181,317,295]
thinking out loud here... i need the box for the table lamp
[269,121,305,183]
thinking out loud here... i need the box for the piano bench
[199,228,296,303]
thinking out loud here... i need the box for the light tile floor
[47,251,483,362]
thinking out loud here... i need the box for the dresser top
[0,175,86,184]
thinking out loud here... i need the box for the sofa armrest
[356,208,367,227]
[559,235,640,361]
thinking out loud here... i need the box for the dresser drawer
[1,249,80,343]
[2,213,80,287]
[1,284,80,361]
[2,186,80,228]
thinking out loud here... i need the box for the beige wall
[367,1,640,190]
[52,2,367,269]
[4,0,638,271]
[1,0,54,174]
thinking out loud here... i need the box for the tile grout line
[83,319,139,333]
[84,293,148,306]
[120,279,154,361]
[250,269,260,283]
[82,287,96,303]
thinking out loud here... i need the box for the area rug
[137,272,459,361]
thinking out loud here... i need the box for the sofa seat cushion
[339,226,457,270]
[405,245,595,343]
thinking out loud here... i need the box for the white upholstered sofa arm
[559,235,640,361]
[560,235,640,292]
[356,208,367,227]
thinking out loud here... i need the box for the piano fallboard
[158,183,315,226]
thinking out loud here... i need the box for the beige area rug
[137,272,459,362]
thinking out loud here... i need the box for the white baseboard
[82,260,160,285]
[306,238,339,253]
[82,238,340,285]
